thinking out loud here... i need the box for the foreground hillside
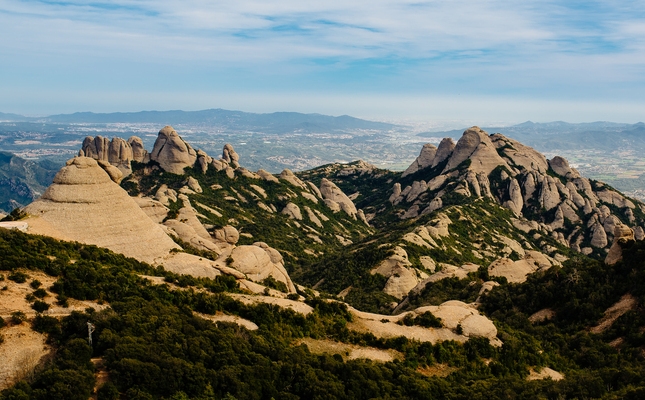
[3,228,645,399]
[2,125,645,398]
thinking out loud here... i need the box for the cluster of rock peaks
[393,126,645,255]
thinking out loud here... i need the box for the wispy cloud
[1,0,644,120]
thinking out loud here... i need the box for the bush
[32,300,50,313]
[97,382,120,400]
[30,280,42,289]
[56,295,69,308]
[8,271,28,283]
[33,288,47,299]
[11,311,26,324]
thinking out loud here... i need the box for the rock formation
[388,126,645,256]
[402,144,437,177]
[24,157,180,263]
[605,225,634,265]
[319,178,357,218]
[81,135,147,176]
[229,244,296,293]
[149,126,197,174]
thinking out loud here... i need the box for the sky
[1,0,645,123]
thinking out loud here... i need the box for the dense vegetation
[2,227,645,398]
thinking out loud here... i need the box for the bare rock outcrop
[280,169,307,189]
[133,197,169,223]
[605,225,634,265]
[150,126,197,175]
[213,225,240,244]
[222,144,240,168]
[281,202,303,220]
[319,178,357,218]
[128,136,149,163]
[257,169,279,183]
[24,157,180,263]
[81,136,138,176]
[402,143,437,177]
[229,244,296,293]
[549,156,579,178]
[431,138,456,168]
[443,127,509,175]
[488,251,557,283]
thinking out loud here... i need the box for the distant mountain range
[0,109,396,134]
[420,121,645,151]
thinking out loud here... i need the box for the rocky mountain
[0,152,58,213]
[3,124,645,399]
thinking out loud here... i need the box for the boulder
[149,126,197,175]
[504,178,523,216]
[280,169,307,189]
[229,244,296,293]
[549,156,578,178]
[319,178,357,218]
[389,183,402,204]
[281,202,303,220]
[195,150,212,174]
[213,225,240,245]
[590,222,608,248]
[605,225,634,265]
[257,169,279,183]
[97,160,124,184]
[186,176,203,193]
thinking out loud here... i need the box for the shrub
[56,294,69,308]
[32,300,50,313]
[33,288,48,299]
[8,271,28,283]
[11,311,26,324]
[30,279,42,289]
[97,382,120,400]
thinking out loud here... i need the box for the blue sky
[1,0,644,123]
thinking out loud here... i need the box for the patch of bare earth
[527,367,564,381]
[529,308,556,323]
[296,338,403,363]
[0,269,109,392]
[416,364,459,378]
[590,294,637,334]
[194,312,259,331]
[0,323,51,390]
[0,269,108,319]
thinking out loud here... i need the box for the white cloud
[0,0,644,120]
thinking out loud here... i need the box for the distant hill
[35,109,396,134]
[419,121,645,151]
[0,112,28,121]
